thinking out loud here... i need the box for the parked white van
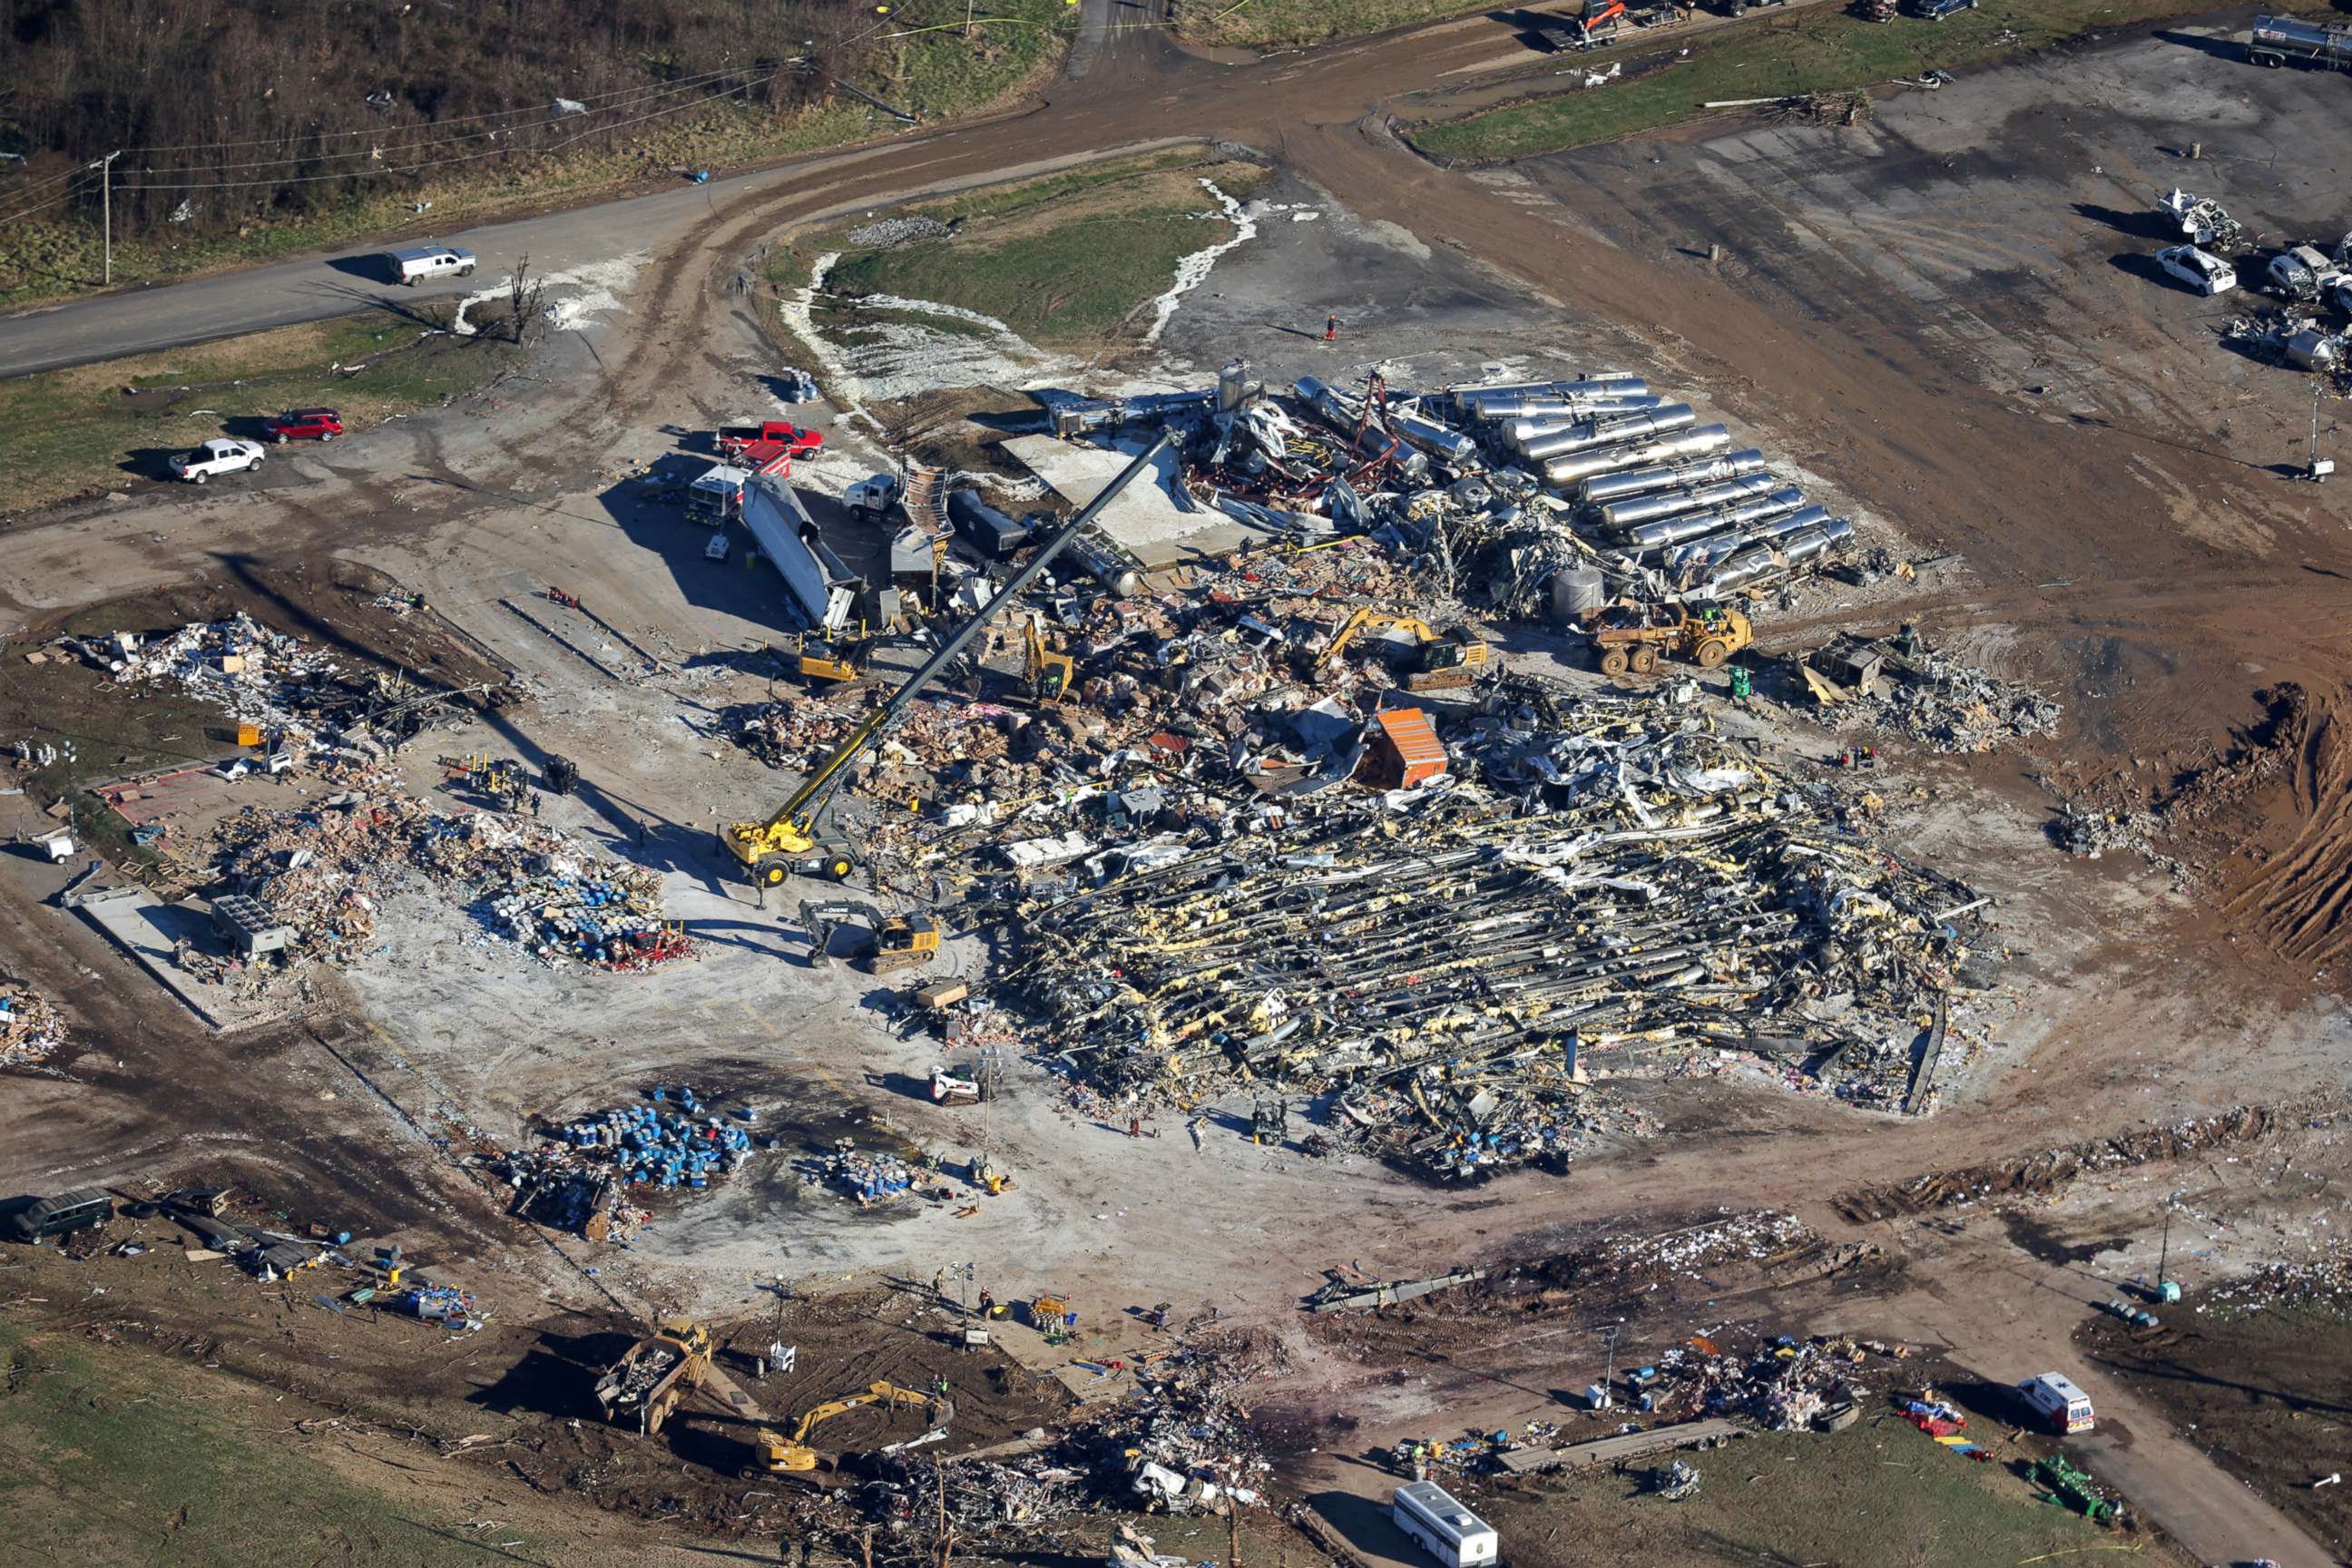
[382,244,476,285]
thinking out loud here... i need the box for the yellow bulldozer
[741,1381,947,1476]
[1591,603,1752,678]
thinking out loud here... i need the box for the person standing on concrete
[1128,1114,1142,1139]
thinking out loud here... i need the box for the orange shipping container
[1359,707,1447,790]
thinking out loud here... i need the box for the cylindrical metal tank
[1599,472,1779,531]
[1518,404,1697,464]
[1452,379,1554,410]
[1063,527,1142,598]
[1549,566,1609,622]
[1291,376,1363,436]
[1505,398,1665,446]
[1577,449,1767,505]
[1700,518,1854,594]
[1218,358,1250,414]
[1455,373,1649,416]
[1544,425,1730,485]
[1389,407,1480,465]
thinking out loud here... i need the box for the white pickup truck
[170,437,267,485]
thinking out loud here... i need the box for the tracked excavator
[1315,605,1491,691]
[722,432,1173,887]
[741,1381,950,1475]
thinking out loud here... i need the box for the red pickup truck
[717,420,822,466]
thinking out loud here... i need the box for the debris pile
[492,1085,755,1234]
[1611,1331,1883,1430]
[2199,1240,2352,1318]
[810,1143,925,1206]
[1006,683,1988,1176]
[61,613,474,757]
[867,1337,1275,1543]
[1855,656,2061,752]
[1803,632,2060,752]
[0,984,67,1067]
[190,791,687,975]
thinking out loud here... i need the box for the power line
[0,162,92,201]
[113,62,770,154]
[109,75,775,196]
[118,68,769,179]
[0,174,101,230]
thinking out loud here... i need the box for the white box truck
[1392,1481,1498,1567]
[2019,1372,2096,1434]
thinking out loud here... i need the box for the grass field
[0,1,1074,311]
[1410,0,2208,162]
[1173,0,1486,49]
[0,1321,568,1568]
[1469,1419,2191,1568]
[0,315,510,516]
[797,152,1268,347]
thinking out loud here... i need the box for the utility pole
[1598,1320,1623,1406]
[96,151,122,286]
[2157,1194,2179,1295]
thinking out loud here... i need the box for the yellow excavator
[1022,614,1075,704]
[1315,605,1491,691]
[724,433,1172,887]
[741,1380,947,1475]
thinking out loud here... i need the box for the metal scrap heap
[1009,683,1985,1177]
[192,791,687,974]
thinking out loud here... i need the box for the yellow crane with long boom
[723,431,1175,887]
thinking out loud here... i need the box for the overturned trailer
[741,475,864,635]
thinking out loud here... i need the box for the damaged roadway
[3,12,2352,1568]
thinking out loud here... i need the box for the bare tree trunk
[1226,1504,1242,1568]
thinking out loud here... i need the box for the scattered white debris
[1145,180,1259,346]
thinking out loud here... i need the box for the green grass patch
[0,1,1074,311]
[0,1322,555,1568]
[1410,0,2210,162]
[1476,1419,2186,1568]
[810,154,1267,346]
[0,315,511,516]
[1172,0,1488,49]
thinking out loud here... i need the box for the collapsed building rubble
[996,683,1988,1177]
[0,983,67,1067]
[184,791,688,980]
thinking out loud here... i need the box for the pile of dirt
[1836,1103,2295,1221]
[2220,687,2352,966]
